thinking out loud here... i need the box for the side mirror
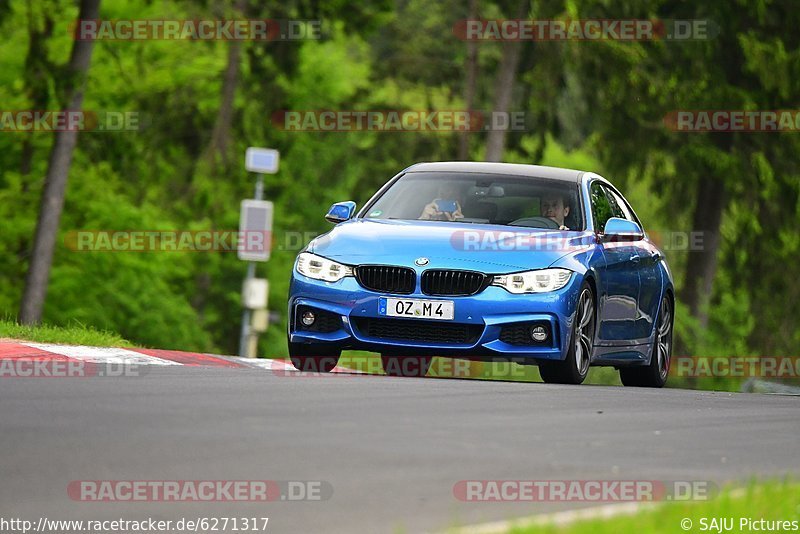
[325,201,357,223]
[602,217,643,242]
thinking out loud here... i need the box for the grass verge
[505,480,799,534]
[0,319,132,347]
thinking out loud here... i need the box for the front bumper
[288,271,582,363]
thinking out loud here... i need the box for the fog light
[530,325,548,342]
[301,311,316,326]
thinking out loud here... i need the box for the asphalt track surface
[2,364,799,534]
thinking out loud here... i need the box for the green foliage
[506,479,800,534]
[0,318,132,347]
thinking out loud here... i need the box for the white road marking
[14,343,363,374]
[231,357,364,374]
[22,343,182,366]
[231,357,296,370]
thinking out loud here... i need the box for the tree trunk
[21,9,55,179]
[457,0,478,160]
[205,41,241,164]
[680,177,726,328]
[19,0,101,325]
[485,0,526,162]
[205,0,247,167]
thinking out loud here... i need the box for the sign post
[238,148,279,357]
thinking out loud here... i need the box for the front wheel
[539,282,595,385]
[619,295,673,388]
[288,342,341,373]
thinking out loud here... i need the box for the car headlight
[492,268,573,294]
[295,252,353,282]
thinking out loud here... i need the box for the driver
[419,182,465,221]
[541,193,571,230]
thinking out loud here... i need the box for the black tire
[381,354,432,377]
[539,282,595,385]
[288,342,341,373]
[619,295,673,388]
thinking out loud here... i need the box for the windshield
[361,172,584,230]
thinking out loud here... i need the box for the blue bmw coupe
[288,162,674,387]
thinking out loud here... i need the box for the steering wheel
[507,216,560,229]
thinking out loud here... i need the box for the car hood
[308,219,595,273]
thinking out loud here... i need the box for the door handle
[651,251,662,262]
[630,254,640,263]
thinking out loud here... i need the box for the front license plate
[378,297,454,321]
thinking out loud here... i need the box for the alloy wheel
[574,288,595,376]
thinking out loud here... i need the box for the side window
[605,187,634,222]
[590,182,614,233]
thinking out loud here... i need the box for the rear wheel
[381,354,432,377]
[288,343,341,373]
[539,282,595,385]
[619,295,673,388]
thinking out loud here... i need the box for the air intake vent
[352,317,482,345]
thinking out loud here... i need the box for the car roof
[404,162,585,183]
